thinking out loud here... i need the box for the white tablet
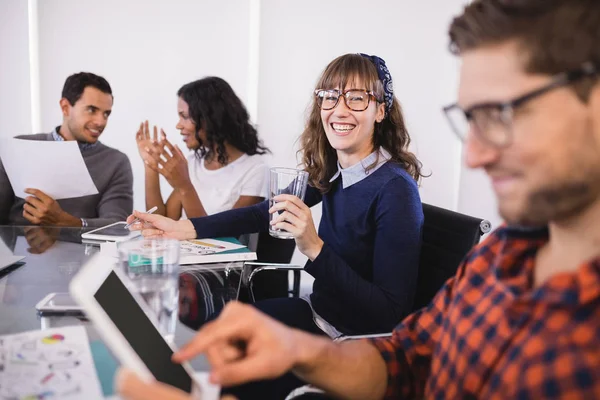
[81,221,141,242]
[69,253,204,396]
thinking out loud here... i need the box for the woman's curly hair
[177,77,269,165]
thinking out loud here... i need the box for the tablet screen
[87,223,131,237]
[94,271,192,392]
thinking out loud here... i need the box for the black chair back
[413,203,491,311]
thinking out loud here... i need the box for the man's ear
[59,98,71,117]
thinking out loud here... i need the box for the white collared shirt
[329,148,392,189]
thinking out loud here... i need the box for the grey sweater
[0,133,133,227]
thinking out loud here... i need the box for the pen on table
[124,206,158,229]
[192,240,226,249]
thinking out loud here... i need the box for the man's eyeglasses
[443,62,598,148]
[315,89,382,112]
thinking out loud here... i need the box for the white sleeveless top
[181,153,269,217]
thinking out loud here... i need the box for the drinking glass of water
[269,167,309,239]
[118,238,180,343]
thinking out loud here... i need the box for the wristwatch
[80,218,88,228]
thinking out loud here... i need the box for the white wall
[35,0,253,211]
[0,0,501,240]
[0,0,32,138]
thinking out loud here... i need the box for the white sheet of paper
[0,325,104,399]
[0,138,98,199]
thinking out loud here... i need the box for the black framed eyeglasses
[315,88,382,112]
[443,62,598,148]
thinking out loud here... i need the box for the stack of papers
[100,238,257,265]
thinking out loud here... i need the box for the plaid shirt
[371,226,600,399]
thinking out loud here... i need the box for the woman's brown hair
[300,53,424,193]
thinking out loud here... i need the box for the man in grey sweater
[0,72,133,228]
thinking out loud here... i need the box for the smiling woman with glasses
[443,62,598,147]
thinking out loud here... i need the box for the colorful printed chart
[41,334,65,345]
[0,326,103,399]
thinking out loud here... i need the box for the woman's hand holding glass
[126,211,197,241]
[269,194,324,261]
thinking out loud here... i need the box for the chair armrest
[241,262,305,301]
[248,264,304,293]
[333,332,393,342]
[244,262,304,283]
[241,262,304,282]
[285,384,330,400]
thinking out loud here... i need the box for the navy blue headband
[359,53,394,115]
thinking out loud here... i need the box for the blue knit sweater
[191,162,423,334]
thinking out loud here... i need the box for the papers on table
[0,138,98,199]
[0,236,24,272]
[0,326,104,399]
[180,238,246,255]
[100,238,257,265]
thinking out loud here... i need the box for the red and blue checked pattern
[371,226,600,399]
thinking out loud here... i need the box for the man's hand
[174,302,303,387]
[22,189,81,226]
[116,368,238,400]
[118,301,387,400]
[23,226,60,254]
[116,301,304,398]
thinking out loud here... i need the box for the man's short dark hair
[449,0,600,100]
[61,72,113,105]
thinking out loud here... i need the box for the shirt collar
[329,148,391,189]
[52,126,98,151]
[493,225,600,306]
